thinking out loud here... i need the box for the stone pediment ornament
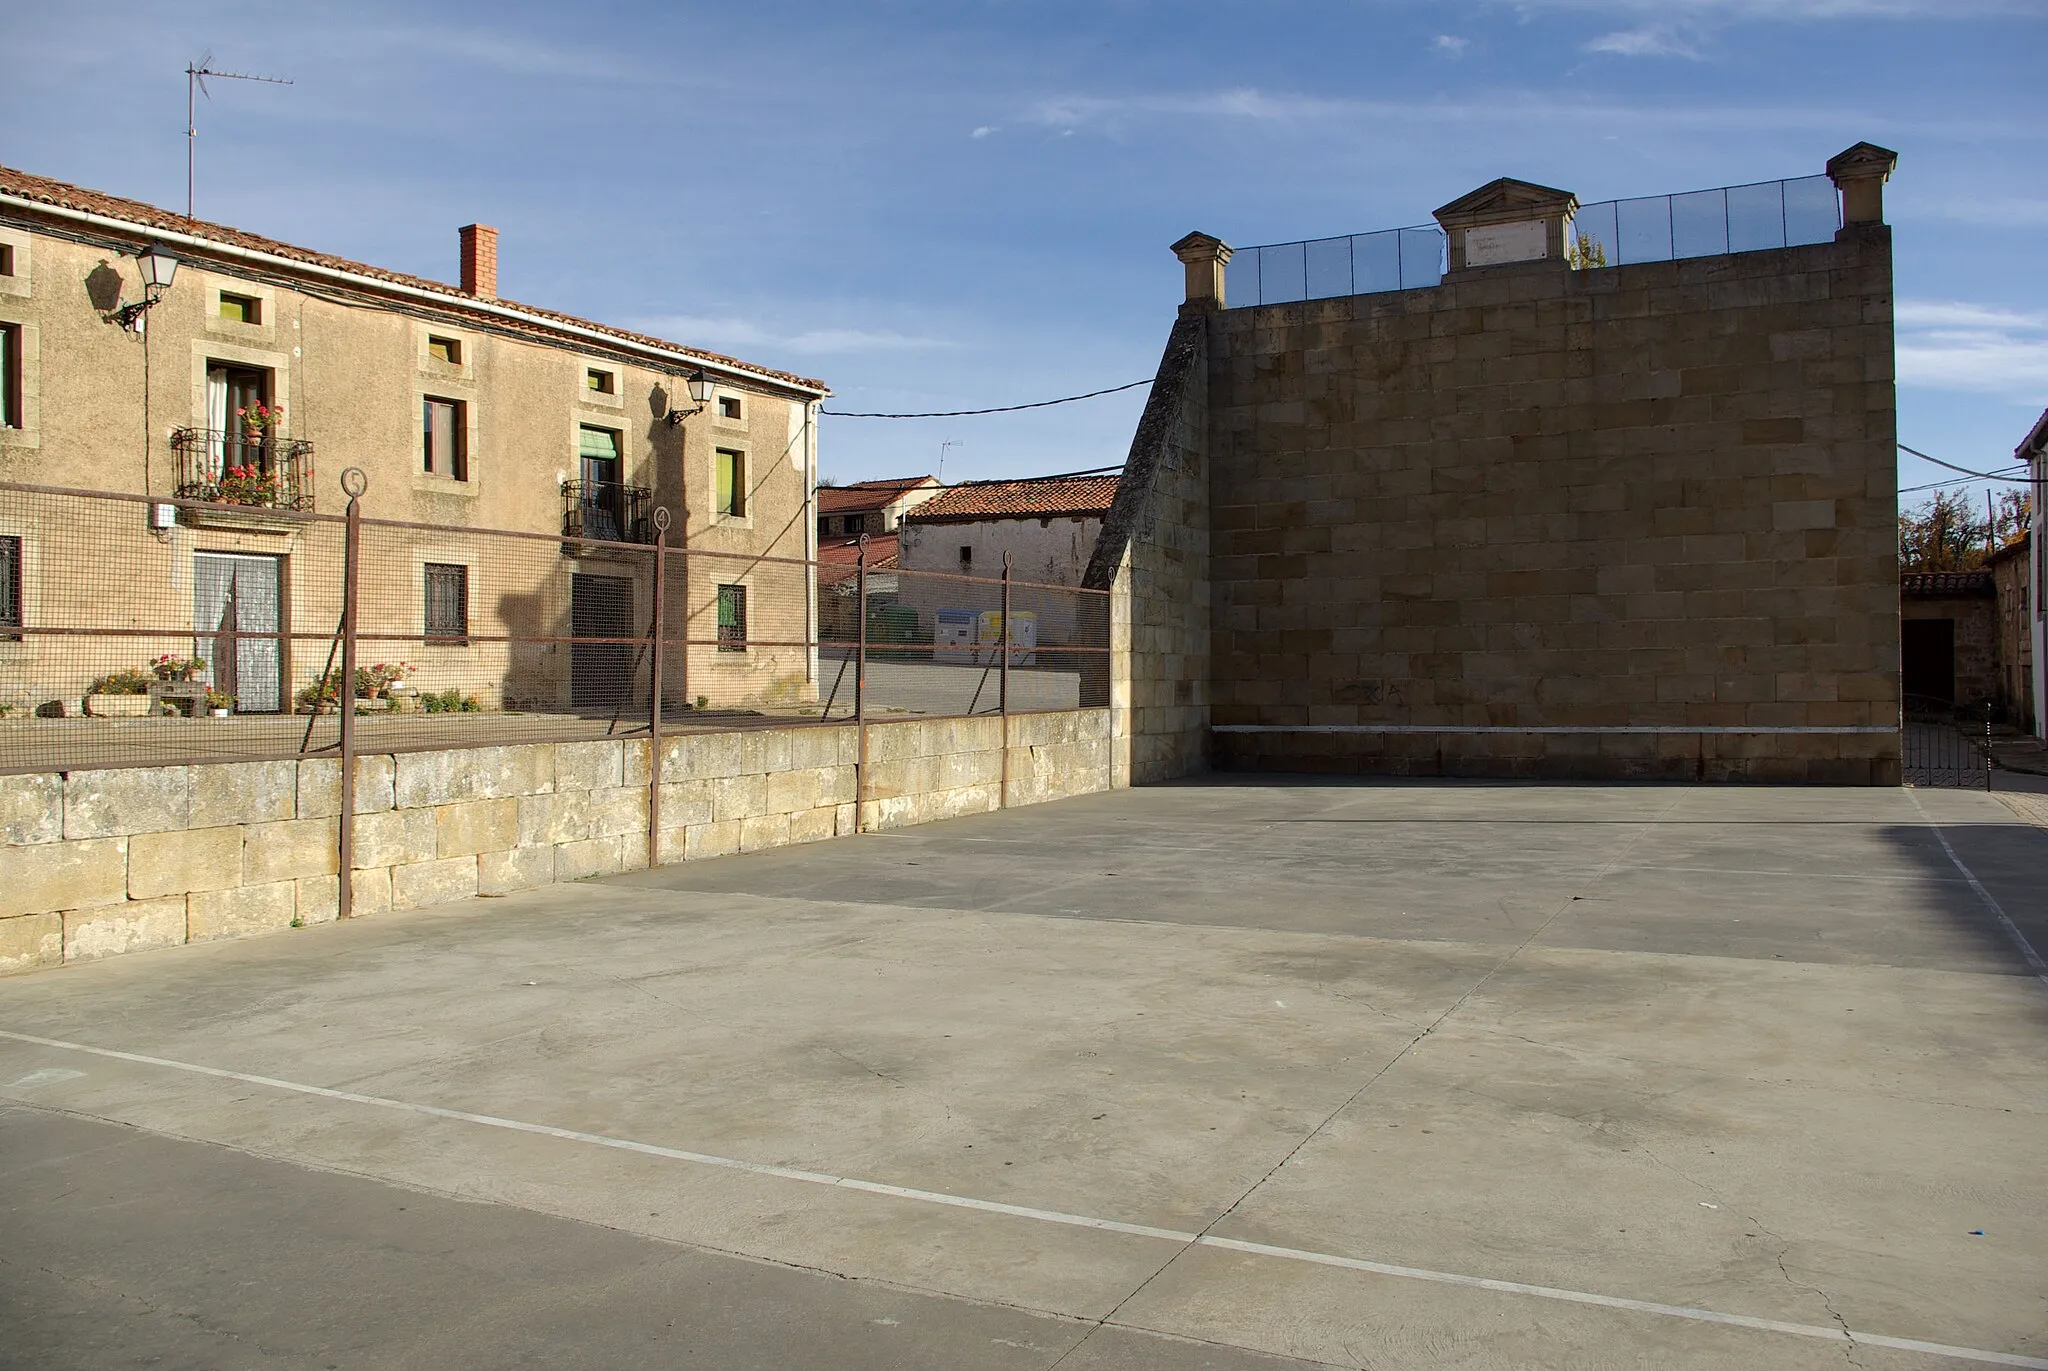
[1433,178,1579,230]
[1825,142,1899,184]
[1435,178,1579,272]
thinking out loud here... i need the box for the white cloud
[1433,34,1470,56]
[970,125,997,138]
[1896,299,2048,401]
[629,314,953,357]
[1585,26,1702,56]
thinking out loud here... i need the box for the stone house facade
[0,165,827,716]
[1899,570,1998,713]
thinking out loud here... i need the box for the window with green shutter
[716,449,745,516]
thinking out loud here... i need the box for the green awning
[578,426,619,460]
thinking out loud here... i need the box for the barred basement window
[424,563,469,642]
[0,536,20,641]
[717,583,747,652]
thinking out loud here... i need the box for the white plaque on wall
[1463,219,1549,267]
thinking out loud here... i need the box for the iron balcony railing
[1226,173,1842,310]
[170,428,317,511]
[561,478,652,544]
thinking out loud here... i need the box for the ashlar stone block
[63,897,187,962]
[0,773,62,845]
[390,857,480,910]
[129,825,245,899]
[188,882,297,942]
[64,767,190,839]
[434,798,519,858]
[242,818,340,884]
[0,912,63,972]
[4,837,129,918]
[479,846,553,895]
[190,760,298,828]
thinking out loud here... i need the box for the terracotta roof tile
[0,163,827,395]
[904,474,1122,524]
[818,532,898,586]
[817,477,937,515]
[1901,570,1995,598]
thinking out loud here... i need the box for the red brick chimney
[459,224,498,300]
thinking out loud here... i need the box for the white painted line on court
[2,1027,2042,1370]
[1907,790,2048,987]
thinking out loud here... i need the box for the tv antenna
[186,53,293,218]
[938,438,960,483]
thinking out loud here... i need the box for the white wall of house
[896,515,1103,646]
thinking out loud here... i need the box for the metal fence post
[336,467,366,920]
[1000,553,1011,809]
[648,508,670,867]
[854,534,868,834]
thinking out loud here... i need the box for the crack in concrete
[1750,1217,1863,1368]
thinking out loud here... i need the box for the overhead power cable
[822,378,1152,419]
[1898,443,2029,482]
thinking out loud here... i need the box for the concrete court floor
[1,778,2045,1371]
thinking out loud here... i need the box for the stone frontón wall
[1086,315,1213,785]
[1206,232,1900,783]
[0,710,1114,973]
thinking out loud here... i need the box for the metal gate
[1902,700,1990,790]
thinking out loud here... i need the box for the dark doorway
[1901,618,1956,707]
[570,573,636,712]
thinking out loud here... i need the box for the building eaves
[0,163,828,397]
[1901,569,1995,598]
[902,474,1122,525]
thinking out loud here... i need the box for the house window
[0,536,20,640]
[717,583,747,652]
[715,449,746,517]
[423,397,468,480]
[206,362,273,466]
[0,324,19,429]
[424,563,468,642]
[959,545,973,566]
[219,292,260,324]
[427,335,461,365]
[586,367,616,394]
[718,395,741,420]
[0,245,13,276]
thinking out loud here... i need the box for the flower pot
[210,707,230,718]
[85,694,153,718]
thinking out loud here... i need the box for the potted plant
[235,401,283,443]
[216,464,285,507]
[151,653,205,682]
[204,688,235,718]
[86,667,155,717]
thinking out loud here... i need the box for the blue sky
[5,1,2042,498]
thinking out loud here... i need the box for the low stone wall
[0,709,1116,974]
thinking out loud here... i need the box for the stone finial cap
[1171,231,1233,311]
[1826,142,1899,186]
[1171,231,1233,266]
[1434,178,1578,273]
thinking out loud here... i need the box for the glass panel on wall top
[1304,237,1351,301]
[1396,228,1445,288]
[1615,196,1674,265]
[1725,181,1787,254]
[1670,188,1729,260]
[1351,228,1402,295]
[1781,175,1841,246]
[1257,242,1307,304]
